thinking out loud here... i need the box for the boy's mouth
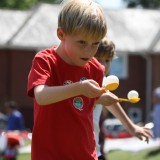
[81,58,90,61]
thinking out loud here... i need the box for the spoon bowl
[129,97,140,103]
[118,97,140,103]
[102,75,119,91]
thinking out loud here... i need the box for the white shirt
[93,77,107,156]
[93,103,103,156]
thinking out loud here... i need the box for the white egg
[127,90,139,99]
[103,75,119,87]
[102,75,119,91]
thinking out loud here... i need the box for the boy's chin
[76,64,86,67]
[76,61,88,67]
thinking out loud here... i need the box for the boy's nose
[83,46,93,55]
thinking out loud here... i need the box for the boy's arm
[106,103,153,142]
[96,91,119,106]
[34,80,104,105]
[34,83,81,105]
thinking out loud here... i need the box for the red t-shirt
[27,47,104,160]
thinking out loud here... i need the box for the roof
[11,4,60,49]
[105,9,160,53]
[0,3,160,53]
[0,9,30,46]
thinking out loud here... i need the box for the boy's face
[58,29,101,66]
[95,55,112,76]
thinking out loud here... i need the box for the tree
[123,0,160,8]
[0,0,62,10]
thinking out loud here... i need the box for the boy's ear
[57,27,65,40]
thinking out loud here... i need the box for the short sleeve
[27,55,52,97]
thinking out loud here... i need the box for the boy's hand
[97,91,119,106]
[129,124,153,143]
[79,79,104,98]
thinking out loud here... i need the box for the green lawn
[107,147,160,160]
[18,153,31,160]
[17,139,31,160]
[17,146,160,160]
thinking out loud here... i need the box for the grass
[107,147,160,160]
[17,133,160,160]
[17,139,31,160]
[17,142,160,160]
[18,153,31,160]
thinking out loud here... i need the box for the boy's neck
[55,44,71,65]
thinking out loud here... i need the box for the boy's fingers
[101,88,106,93]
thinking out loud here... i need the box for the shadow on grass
[145,147,160,158]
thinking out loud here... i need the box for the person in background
[3,101,25,160]
[4,101,25,131]
[94,37,116,160]
[152,87,160,139]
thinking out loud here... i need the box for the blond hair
[58,0,107,41]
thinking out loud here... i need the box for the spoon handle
[118,98,130,102]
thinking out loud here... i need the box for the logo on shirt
[73,97,83,111]
[63,80,73,85]
[63,78,87,111]
[80,77,87,81]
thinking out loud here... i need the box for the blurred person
[2,101,25,160]
[4,101,25,131]
[152,87,160,139]
[94,37,116,160]
[2,132,21,160]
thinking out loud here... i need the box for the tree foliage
[123,0,160,8]
[0,0,62,10]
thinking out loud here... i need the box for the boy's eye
[92,42,100,46]
[105,60,110,63]
[79,40,86,45]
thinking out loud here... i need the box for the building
[0,4,160,130]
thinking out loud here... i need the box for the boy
[94,37,116,160]
[27,0,152,160]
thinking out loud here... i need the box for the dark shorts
[98,155,107,160]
